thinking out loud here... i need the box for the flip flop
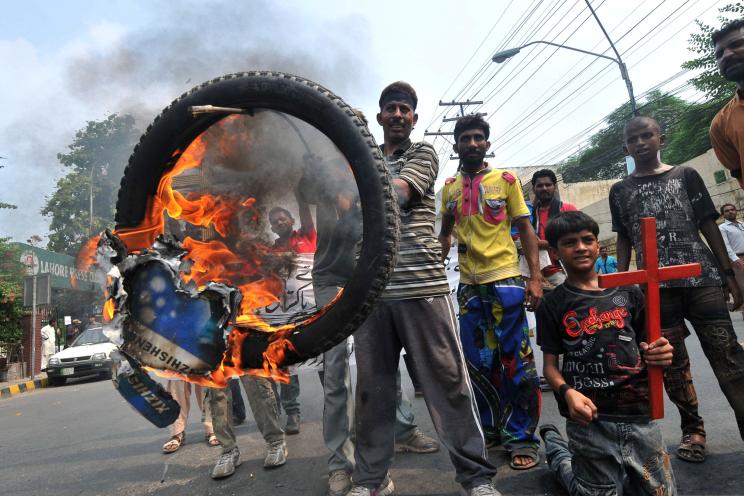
[677,434,706,463]
[162,432,185,454]
[509,445,539,470]
[206,433,221,447]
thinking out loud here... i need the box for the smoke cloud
[0,0,377,243]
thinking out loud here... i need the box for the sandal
[677,433,706,463]
[162,432,185,454]
[509,445,539,470]
[206,433,221,447]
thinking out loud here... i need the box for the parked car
[46,327,115,386]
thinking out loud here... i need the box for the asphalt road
[1,319,743,496]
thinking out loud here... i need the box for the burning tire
[114,71,399,370]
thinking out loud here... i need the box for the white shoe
[348,473,394,496]
[211,447,241,479]
[264,441,287,468]
[327,470,352,496]
[466,483,503,496]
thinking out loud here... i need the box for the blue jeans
[544,420,675,495]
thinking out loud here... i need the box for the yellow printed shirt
[440,166,530,284]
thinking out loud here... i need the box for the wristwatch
[559,383,574,399]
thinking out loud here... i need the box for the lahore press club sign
[14,242,101,293]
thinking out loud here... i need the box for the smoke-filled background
[0,0,377,245]
[0,0,728,247]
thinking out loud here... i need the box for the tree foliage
[559,3,743,183]
[0,162,17,210]
[0,239,25,343]
[682,2,743,100]
[559,91,692,182]
[42,114,140,256]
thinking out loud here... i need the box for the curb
[0,377,49,399]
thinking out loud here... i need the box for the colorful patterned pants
[457,279,541,448]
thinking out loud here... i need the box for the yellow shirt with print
[440,167,529,285]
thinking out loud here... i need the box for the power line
[487,0,702,159]
[487,0,679,151]
[423,0,518,131]
[500,0,714,166]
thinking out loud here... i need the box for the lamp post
[492,40,638,115]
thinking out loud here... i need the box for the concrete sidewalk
[0,374,48,399]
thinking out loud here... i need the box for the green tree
[0,160,17,210]
[0,239,25,343]
[559,5,744,183]
[682,2,743,101]
[42,114,140,256]
[559,91,690,182]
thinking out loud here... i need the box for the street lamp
[492,40,638,115]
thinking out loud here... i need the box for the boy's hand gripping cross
[598,217,701,420]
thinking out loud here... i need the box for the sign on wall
[14,243,101,292]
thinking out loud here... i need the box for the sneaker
[466,483,503,496]
[211,447,241,479]
[285,413,301,435]
[264,441,288,468]
[233,416,245,426]
[348,474,395,496]
[327,470,352,496]
[395,429,439,454]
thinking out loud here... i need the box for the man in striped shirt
[349,82,499,496]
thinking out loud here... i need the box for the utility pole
[29,275,36,377]
[424,100,485,138]
[89,166,95,236]
[583,0,637,116]
[450,153,495,161]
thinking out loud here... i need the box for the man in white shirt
[719,203,744,318]
[40,318,57,370]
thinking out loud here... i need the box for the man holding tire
[349,82,499,496]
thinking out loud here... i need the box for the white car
[46,327,116,386]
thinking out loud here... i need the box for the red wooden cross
[598,217,701,419]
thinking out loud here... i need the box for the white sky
[0,0,730,244]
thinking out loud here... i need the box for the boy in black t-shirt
[536,211,676,494]
[610,116,744,462]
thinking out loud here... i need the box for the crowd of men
[158,19,744,496]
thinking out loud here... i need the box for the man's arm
[438,212,455,264]
[543,353,597,426]
[701,218,743,309]
[396,142,438,209]
[294,188,315,237]
[393,178,414,208]
[719,224,740,262]
[616,232,632,272]
[710,117,744,187]
[515,216,545,310]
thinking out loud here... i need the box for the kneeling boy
[536,211,676,494]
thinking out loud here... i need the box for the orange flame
[94,117,314,386]
[103,299,115,322]
[76,235,101,272]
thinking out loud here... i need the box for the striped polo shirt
[381,139,450,300]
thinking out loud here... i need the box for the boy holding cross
[609,116,744,462]
[536,211,676,493]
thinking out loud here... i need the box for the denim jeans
[544,420,675,495]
